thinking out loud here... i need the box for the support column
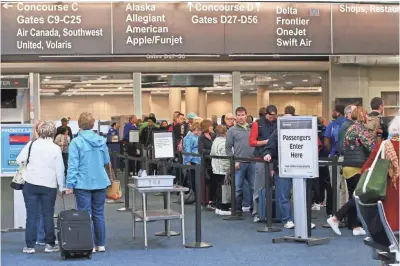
[185,87,199,115]
[169,87,182,120]
[142,92,152,115]
[198,90,207,118]
[232,71,241,113]
[133,72,142,117]
[29,73,40,123]
[257,87,270,111]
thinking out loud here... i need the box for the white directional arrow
[2,3,14,9]
[188,2,193,12]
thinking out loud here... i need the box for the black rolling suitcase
[57,196,93,260]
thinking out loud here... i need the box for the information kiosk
[272,116,329,246]
[1,124,33,231]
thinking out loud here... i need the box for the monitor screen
[1,89,17,108]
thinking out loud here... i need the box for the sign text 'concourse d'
[0,2,398,55]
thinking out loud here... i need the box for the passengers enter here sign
[277,116,318,179]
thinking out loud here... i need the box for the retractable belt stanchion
[223,156,244,221]
[185,164,213,248]
[155,162,180,237]
[257,162,281,233]
[118,152,131,212]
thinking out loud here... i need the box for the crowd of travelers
[15,96,398,258]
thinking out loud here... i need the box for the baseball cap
[149,113,156,118]
[187,112,197,120]
[61,117,69,122]
[266,105,278,115]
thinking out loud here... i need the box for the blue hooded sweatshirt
[66,130,111,190]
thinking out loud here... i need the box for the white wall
[330,64,399,112]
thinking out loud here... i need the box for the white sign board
[277,116,319,178]
[153,132,174,159]
[129,130,139,143]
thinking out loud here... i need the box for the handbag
[105,163,122,200]
[354,140,390,203]
[221,173,231,204]
[10,141,35,190]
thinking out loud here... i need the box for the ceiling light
[207,91,213,93]
[45,76,51,79]
[118,87,122,90]
[285,82,292,84]
[221,93,225,95]
[43,78,50,82]
[100,94,104,96]
[240,90,243,92]
[80,88,84,90]
[273,84,278,87]
[86,84,92,86]
[68,94,72,97]
[101,76,108,79]
[302,79,308,82]
[319,77,322,79]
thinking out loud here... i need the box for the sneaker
[284,221,295,229]
[253,216,261,223]
[353,228,367,236]
[219,210,231,216]
[215,209,221,215]
[96,246,106,252]
[311,203,321,211]
[242,206,251,212]
[92,248,96,253]
[36,242,45,246]
[327,216,341,235]
[44,244,59,253]
[22,247,35,254]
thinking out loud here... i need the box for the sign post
[272,116,330,246]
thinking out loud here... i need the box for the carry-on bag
[57,195,93,260]
[354,140,391,203]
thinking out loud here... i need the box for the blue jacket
[66,130,111,190]
[183,132,201,165]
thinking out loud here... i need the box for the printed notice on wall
[277,116,319,178]
[129,130,139,143]
[153,132,174,159]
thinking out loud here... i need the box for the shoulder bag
[10,141,35,190]
[354,140,391,203]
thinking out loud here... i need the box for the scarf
[384,136,399,188]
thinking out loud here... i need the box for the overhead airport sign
[1,2,398,56]
[1,77,29,89]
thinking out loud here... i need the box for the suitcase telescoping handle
[61,191,78,211]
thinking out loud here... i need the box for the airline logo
[9,134,30,145]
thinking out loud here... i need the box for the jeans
[252,162,265,217]
[243,179,251,207]
[23,182,57,248]
[275,174,293,223]
[235,163,255,212]
[37,202,45,242]
[74,189,107,247]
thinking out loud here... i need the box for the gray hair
[388,113,400,136]
[344,105,356,119]
[37,121,56,139]
[78,112,95,130]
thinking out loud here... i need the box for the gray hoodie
[226,124,254,160]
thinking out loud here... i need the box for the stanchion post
[185,164,212,248]
[112,151,117,173]
[223,156,243,221]
[118,152,131,212]
[331,155,338,214]
[257,162,281,233]
[201,154,207,208]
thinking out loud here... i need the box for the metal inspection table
[128,184,189,248]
